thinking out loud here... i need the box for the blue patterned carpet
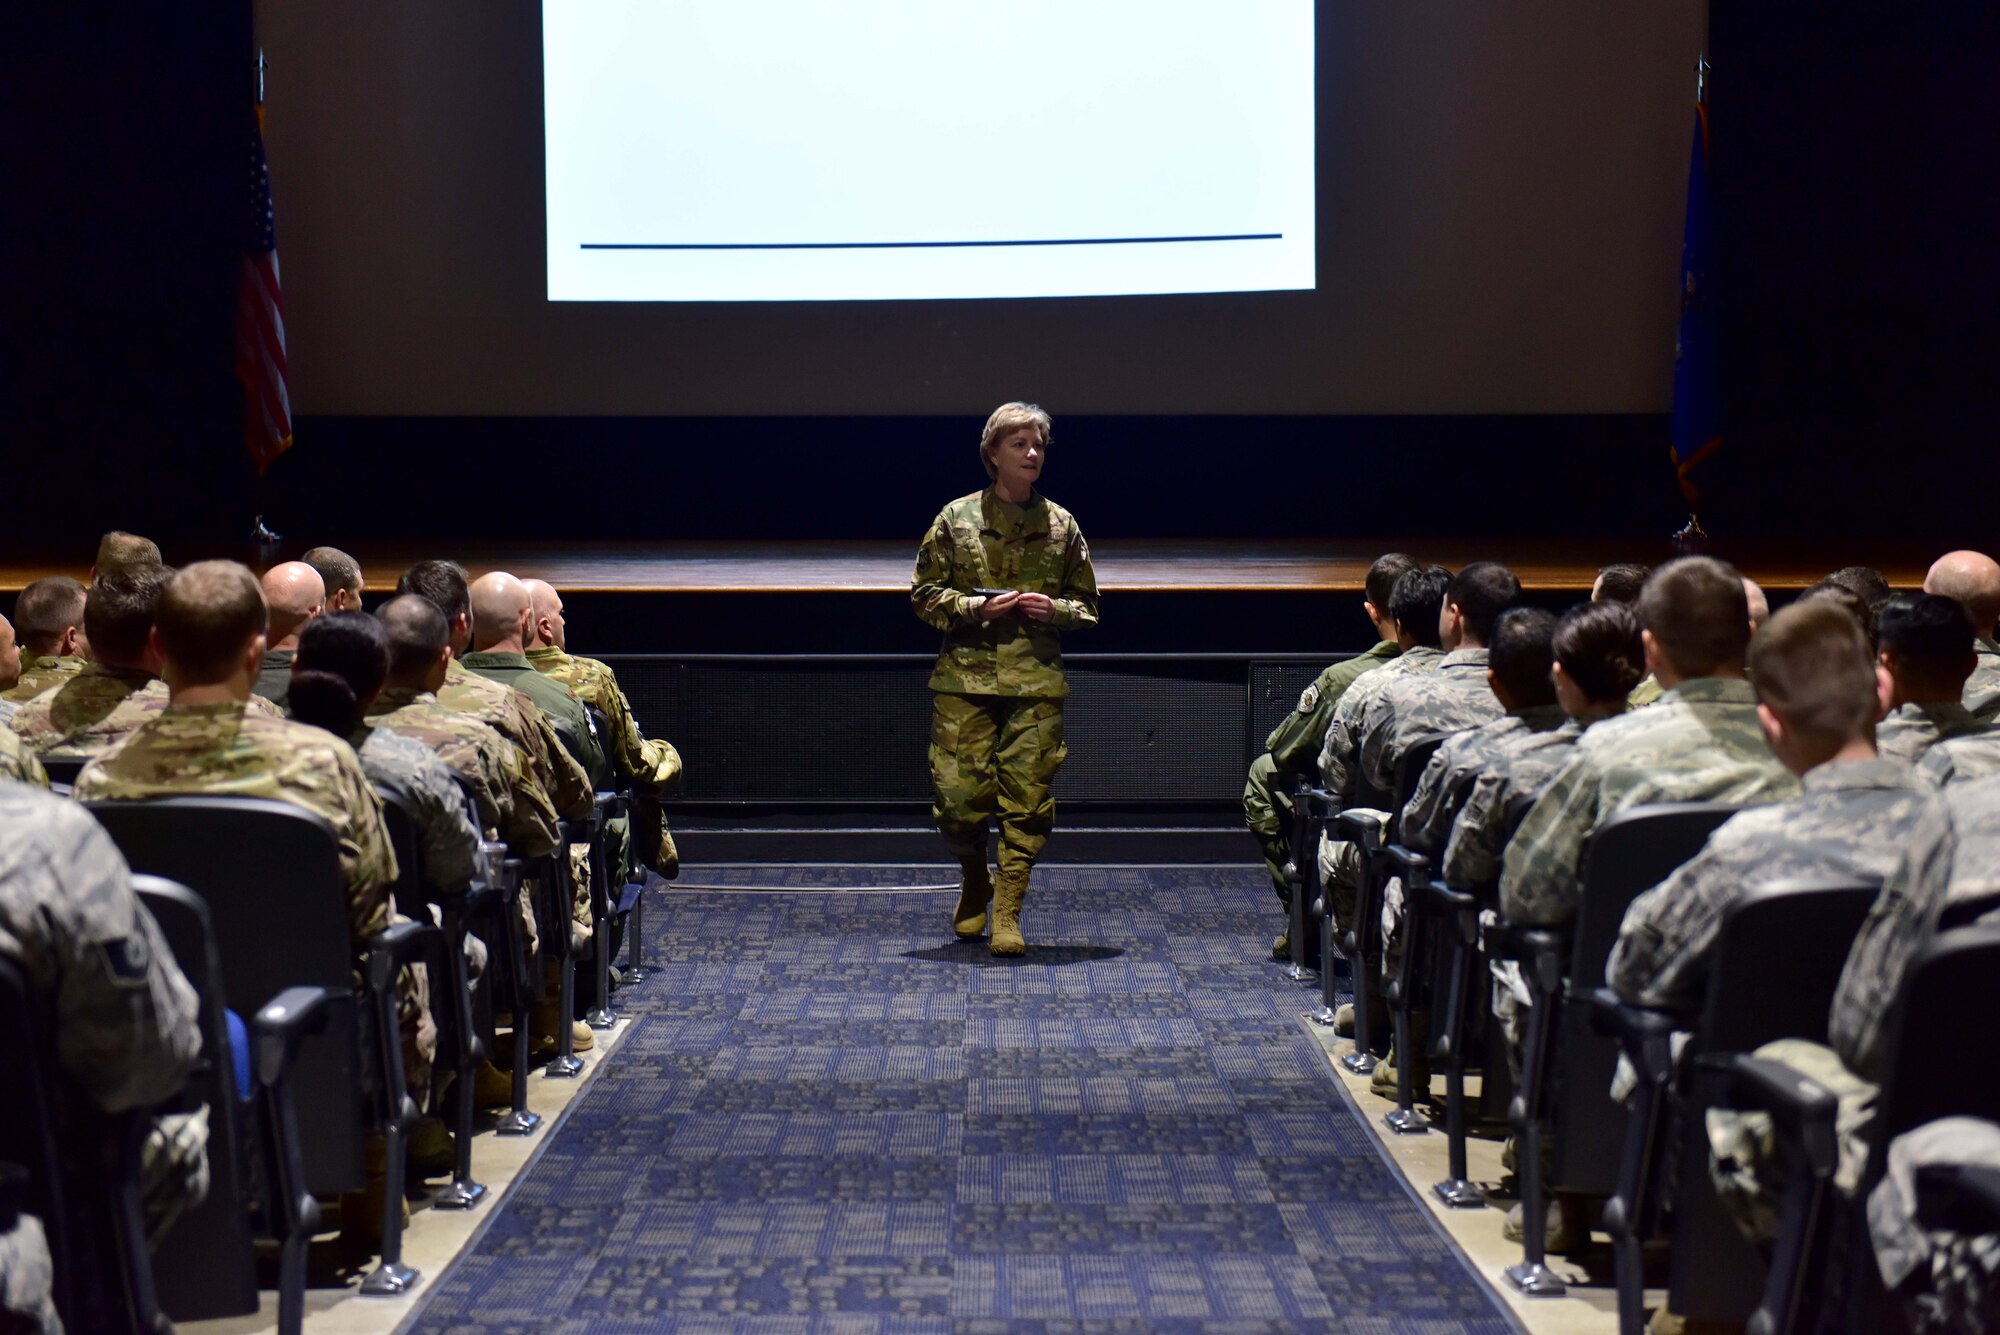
[404,866,1512,1334]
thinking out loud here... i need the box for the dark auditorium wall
[1698,3,2000,547]
[3,2,254,552]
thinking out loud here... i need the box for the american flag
[236,93,293,477]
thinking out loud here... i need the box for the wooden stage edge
[0,540,1937,596]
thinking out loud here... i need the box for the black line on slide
[580,233,1282,251]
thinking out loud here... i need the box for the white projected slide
[543,3,1315,303]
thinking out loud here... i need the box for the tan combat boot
[953,860,994,938]
[988,868,1029,956]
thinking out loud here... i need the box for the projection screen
[543,2,1316,303]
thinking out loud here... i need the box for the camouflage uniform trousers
[1243,752,1297,903]
[1870,1118,2000,1333]
[1315,813,1385,946]
[930,692,1065,876]
[1707,1037,1877,1246]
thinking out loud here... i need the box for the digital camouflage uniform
[1401,705,1571,863]
[252,649,295,710]
[1500,677,1798,927]
[1312,646,1443,938]
[0,784,202,1335]
[1709,775,2000,1244]
[1243,640,1399,901]
[462,650,603,776]
[1628,673,1664,709]
[438,657,594,939]
[1967,639,2000,724]
[367,686,560,858]
[73,702,435,1097]
[464,650,610,925]
[1919,726,2000,787]
[0,697,16,729]
[1,727,48,787]
[1442,719,1585,891]
[1608,757,1936,1013]
[1,653,84,703]
[1441,716,1589,1068]
[1867,1117,2000,1332]
[1878,700,1987,767]
[367,686,551,953]
[438,658,592,820]
[356,724,481,896]
[528,644,683,877]
[10,666,282,757]
[911,488,1098,932]
[1360,647,1504,796]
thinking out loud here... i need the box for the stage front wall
[605,654,1341,806]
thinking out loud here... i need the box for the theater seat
[86,795,440,1298]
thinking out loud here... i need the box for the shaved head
[0,614,19,692]
[260,561,325,651]
[1741,577,1770,632]
[469,571,532,652]
[1924,550,2000,636]
[524,578,567,651]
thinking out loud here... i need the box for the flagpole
[1671,52,1714,556]
[247,46,285,569]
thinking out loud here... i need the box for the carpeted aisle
[404,867,1512,1334]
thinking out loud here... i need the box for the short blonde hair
[979,402,1052,480]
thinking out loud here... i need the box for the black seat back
[40,754,88,787]
[1554,801,1739,1195]
[86,796,367,1192]
[133,876,259,1321]
[1700,877,1879,1054]
[1390,734,1449,844]
[0,953,75,1324]
[0,952,161,1332]
[1871,922,2000,1162]
[1667,877,1880,1321]
[373,784,431,923]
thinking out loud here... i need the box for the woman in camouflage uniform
[911,403,1098,955]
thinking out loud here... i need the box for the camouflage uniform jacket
[1,728,48,787]
[1360,646,1504,796]
[460,649,607,785]
[252,649,295,710]
[1263,641,1400,775]
[1401,705,1569,861]
[1607,757,1936,1011]
[1317,646,1442,800]
[439,658,592,819]
[0,782,200,1112]
[367,686,560,857]
[1966,639,2000,723]
[9,664,159,754]
[526,646,681,789]
[11,666,281,757]
[1629,674,1664,709]
[1442,718,1586,889]
[1832,773,2000,1082]
[911,489,1099,699]
[1877,700,1985,767]
[356,724,481,894]
[2,654,85,702]
[1500,677,1798,926]
[1917,726,2000,787]
[74,701,400,955]
[0,697,15,729]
